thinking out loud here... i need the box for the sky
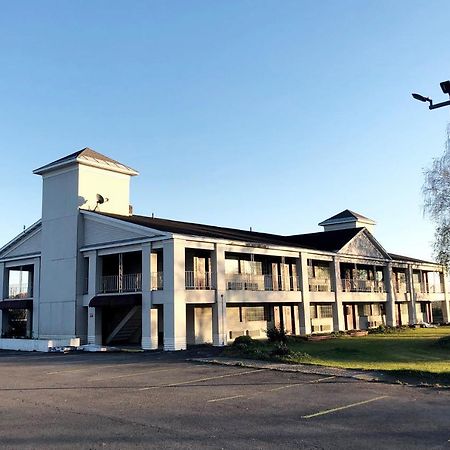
[1,0,450,260]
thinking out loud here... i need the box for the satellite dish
[96,194,105,204]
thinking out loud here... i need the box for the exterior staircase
[106,306,141,344]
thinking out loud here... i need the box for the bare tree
[423,125,450,266]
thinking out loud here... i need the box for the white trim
[80,237,171,253]
[1,253,41,264]
[34,155,138,177]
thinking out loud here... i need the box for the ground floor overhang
[0,299,33,310]
[89,294,142,308]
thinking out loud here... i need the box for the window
[319,305,333,318]
[244,306,265,322]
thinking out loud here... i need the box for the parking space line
[138,369,264,391]
[91,367,174,380]
[47,362,164,375]
[207,375,336,403]
[301,395,389,419]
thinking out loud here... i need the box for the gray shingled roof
[97,212,363,253]
[33,148,138,175]
[319,209,375,226]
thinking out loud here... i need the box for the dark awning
[89,294,142,308]
[0,299,33,310]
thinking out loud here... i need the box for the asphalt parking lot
[0,350,449,449]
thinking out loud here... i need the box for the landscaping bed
[223,326,450,385]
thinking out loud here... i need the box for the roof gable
[0,221,42,259]
[82,212,169,247]
[339,229,389,259]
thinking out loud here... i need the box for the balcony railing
[7,284,32,299]
[101,273,142,293]
[185,271,213,290]
[226,274,300,292]
[309,277,332,292]
[413,282,444,294]
[394,282,408,294]
[341,279,385,293]
[151,271,164,290]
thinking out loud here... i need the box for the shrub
[266,326,287,343]
[270,342,290,357]
[232,335,254,346]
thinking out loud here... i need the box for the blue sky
[1,0,450,259]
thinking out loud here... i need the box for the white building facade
[0,148,449,352]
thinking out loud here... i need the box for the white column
[406,265,417,325]
[212,243,227,346]
[163,239,187,351]
[32,259,40,338]
[442,270,450,323]
[141,244,158,350]
[0,263,4,336]
[87,251,102,344]
[298,252,311,335]
[332,257,345,331]
[384,263,396,327]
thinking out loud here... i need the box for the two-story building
[0,148,448,351]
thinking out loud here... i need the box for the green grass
[225,327,450,383]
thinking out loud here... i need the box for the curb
[188,357,383,383]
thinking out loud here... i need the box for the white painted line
[301,395,389,419]
[138,369,264,391]
[92,368,174,381]
[208,394,245,403]
[207,375,336,403]
[47,362,161,375]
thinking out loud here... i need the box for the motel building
[0,148,449,352]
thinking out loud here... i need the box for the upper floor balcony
[394,281,408,294]
[226,273,300,292]
[341,279,386,293]
[309,277,332,292]
[414,282,444,294]
[185,271,214,290]
[100,272,163,294]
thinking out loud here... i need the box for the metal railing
[7,284,32,299]
[341,279,385,293]
[101,273,142,293]
[394,281,408,293]
[185,271,213,290]
[413,282,444,294]
[309,277,332,292]
[226,274,300,292]
[151,272,164,290]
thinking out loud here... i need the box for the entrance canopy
[89,294,142,308]
[0,299,33,310]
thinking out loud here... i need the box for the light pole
[412,80,450,110]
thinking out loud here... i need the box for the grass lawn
[225,327,450,383]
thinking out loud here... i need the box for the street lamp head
[412,93,431,103]
[440,80,450,95]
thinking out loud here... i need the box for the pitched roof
[286,228,363,252]
[97,212,363,252]
[33,148,138,176]
[388,253,438,266]
[319,209,375,226]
